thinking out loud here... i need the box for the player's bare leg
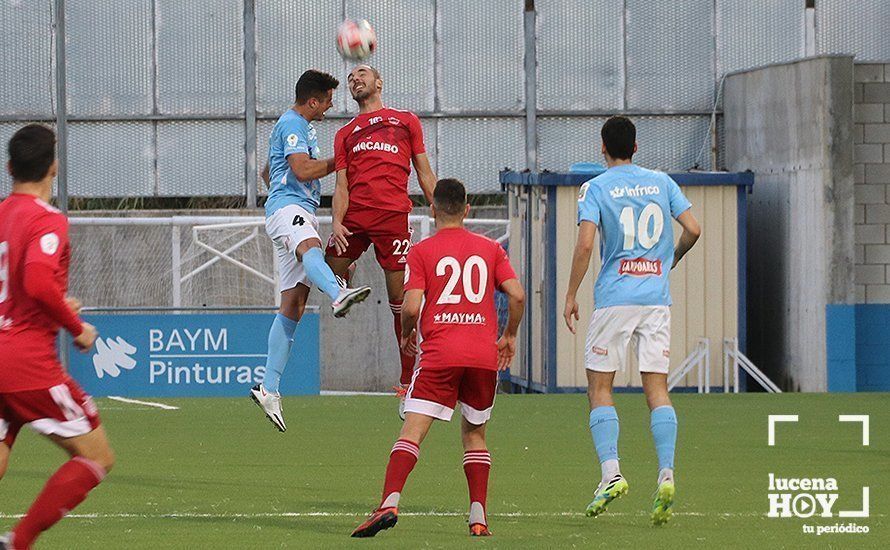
[586,370,628,517]
[384,268,414,419]
[461,417,492,536]
[6,428,114,549]
[352,412,435,538]
[642,372,677,525]
[0,442,9,481]
[251,283,309,432]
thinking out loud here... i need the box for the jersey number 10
[619,204,664,250]
[435,255,488,305]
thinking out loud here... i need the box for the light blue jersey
[265,109,320,217]
[577,164,692,308]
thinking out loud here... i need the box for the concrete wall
[852,63,890,302]
[724,56,855,392]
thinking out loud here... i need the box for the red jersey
[0,194,74,392]
[334,107,426,213]
[405,227,518,371]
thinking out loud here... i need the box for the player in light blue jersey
[564,116,701,525]
[251,70,371,432]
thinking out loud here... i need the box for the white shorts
[584,305,671,374]
[265,204,321,292]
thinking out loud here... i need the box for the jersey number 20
[436,255,487,305]
[619,204,664,250]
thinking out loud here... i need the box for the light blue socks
[589,406,620,464]
[650,405,678,471]
[301,247,341,301]
[262,314,298,394]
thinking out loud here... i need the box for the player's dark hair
[7,124,56,183]
[295,70,339,105]
[433,178,467,216]
[601,116,636,160]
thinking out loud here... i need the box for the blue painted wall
[826,304,890,392]
[854,305,890,392]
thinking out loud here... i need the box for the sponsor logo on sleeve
[40,232,60,255]
[578,181,590,202]
[287,133,299,147]
[618,258,662,276]
[591,346,608,356]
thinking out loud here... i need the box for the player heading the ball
[325,64,438,420]
[352,178,525,539]
[251,70,372,433]
[564,116,701,525]
[0,125,114,550]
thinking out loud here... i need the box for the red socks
[380,439,420,509]
[390,301,416,385]
[12,457,106,549]
[463,450,492,524]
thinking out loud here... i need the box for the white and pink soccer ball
[336,19,377,61]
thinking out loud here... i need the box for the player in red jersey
[351,179,525,538]
[0,125,114,550]
[325,65,438,417]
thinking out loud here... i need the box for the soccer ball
[336,19,377,61]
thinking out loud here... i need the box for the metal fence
[2,0,889,203]
[67,214,509,309]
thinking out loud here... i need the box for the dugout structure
[502,170,754,392]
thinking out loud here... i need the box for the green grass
[1,393,888,548]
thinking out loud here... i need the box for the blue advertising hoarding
[66,313,319,397]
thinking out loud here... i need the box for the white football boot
[332,286,372,318]
[250,384,286,432]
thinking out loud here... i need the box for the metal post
[733,337,740,393]
[53,0,69,212]
[704,339,710,393]
[523,1,537,172]
[171,225,181,307]
[243,0,258,208]
[723,338,730,393]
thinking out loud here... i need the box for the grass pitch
[1,392,887,548]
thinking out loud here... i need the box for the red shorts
[325,206,412,272]
[0,378,101,447]
[404,367,498,425]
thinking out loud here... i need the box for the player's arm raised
[286,152,335,182]
[412,153,436,205]
[671,210,701,269]
[497,278,525,371]
[564,220,597,334]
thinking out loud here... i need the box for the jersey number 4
[0,241,8,303]
[619,204,664,250]
[435,255,488,305]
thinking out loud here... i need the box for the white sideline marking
[106,396,179,410]
[320,391,393,396]
[3,511,865,520]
